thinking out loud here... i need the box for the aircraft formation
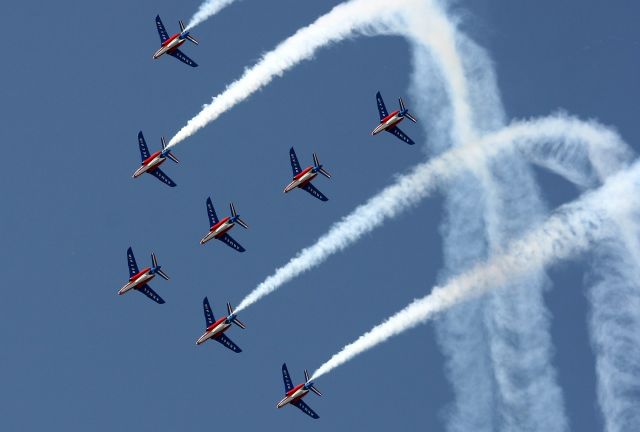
[121,14,418,420]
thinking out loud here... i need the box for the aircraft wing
[137,284,165,304]
[214,333,242,353]
[282,363,294,392]
[217,233,246,252]
[291,399,320,419]
[203,296,215,326]
[206,197,219,226]
[168,49,198,67]
[376,91,389,120]
[137,132,151,161]
[289,147,302,175]
[127,247,139,277]
[301,182,328,201]
[149,167,177,187]
[386,126,415,145]
[155,15,169,43]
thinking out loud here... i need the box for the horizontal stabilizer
[156,269,169,280]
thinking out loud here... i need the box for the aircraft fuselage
[284,167,318,193]
[196,317,231,345]
[372,110,404,135]
[277,383,309,408]
[119,267,154,295]
[133,150,167,178]
[153,33,186,59]
[200,217,235,244]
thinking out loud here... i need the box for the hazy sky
[0,1,638,430]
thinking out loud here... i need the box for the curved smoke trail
[235,114,629,313]
[309,159,640,381]
[167,0,412,149]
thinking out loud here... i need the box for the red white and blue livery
[276,363,322,419]
[371,91,418,145]
[133,131,179,187]
[118,247,169,304]
[153,16,199,67]
[200,197,248,252]
[195,297,245,353]
[284,147,331,201]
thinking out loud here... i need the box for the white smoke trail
[310,160,640,381]
[185,0,238,31]
[588,236,640,432]
[167,0,412,149]
[234,114,628,313]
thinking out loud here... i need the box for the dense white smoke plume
[310,160,640,381]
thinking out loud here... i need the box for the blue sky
[0,0,638,430]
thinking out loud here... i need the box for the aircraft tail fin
[179,20,199,45]
[151,253,170,280]
[227,302,246,329]
[313,153,331,179]
[304,370,323,396]
[405,112,417,123]
[161,137,179,163]
[399,97,417,123]
[230,203,249,229]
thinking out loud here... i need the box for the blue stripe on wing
[301,183,328,201]
[155,15,169,43]
[168,49,198,67]
[376,91,389,120]
[203,296,215,326]
[291,399,320,419]
[218,233,246,252]
[148,168,177,187]
[138,132,151,161]
[206,197,219,226]
[138,284,165,304]
[282,363,294,392]
[127,247,139,277]
[386,126,415,145]
[215,334,242,353]
[289,147,302,175]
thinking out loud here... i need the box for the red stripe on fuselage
[162,33,180,47]
[142,150,163,167]
[380,110,400,124]
[206,317,228,333]
[286,383,305,397]
[210,217,231,234]
[293,166,313,181]
[129,267,151,282]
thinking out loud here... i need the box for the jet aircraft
[133,132,179,187]
[153,16,199,67]
[195,297,245,353]
[371,91,417,145]
[200,197,248,252]
[118,247,169,304]
[284,148,331,201]
[276,363,322,419]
